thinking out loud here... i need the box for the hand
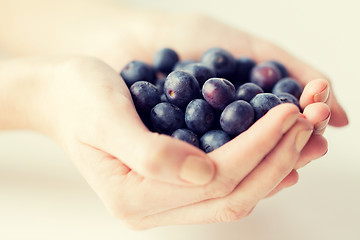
[0,5,347,229]
[15,56,319,230]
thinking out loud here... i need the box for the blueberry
[154,77,166,93]
[201,47,236,79]
[164,71,200,109]
[250,93,282,120]
[276,92,301,110]
[153,48,179,74]
[232,57,256,87]
[182,63,216,87]
[250,62,282,92]
[200,130,231,153]
[150,102,185,135]
[130,81,161,114]
[120,60,156,86]
[171,129,199,147]
[160,93,168,102]
[173,60,197,71]
[202,78,235,111]
[235,82,264,102]
[272,77,303,99]
[267,60,289,78]
[220,100,254,136]
[185,99,215,135]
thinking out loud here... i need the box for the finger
[84,74,215,186]
[300,79,330,107]
[206,103,300,194]
[302,102,331,134]
[265,170,299,198]
[295,134,328,169]
[140,118,313,227]
[250,38,348,127]
[99,103,215,186]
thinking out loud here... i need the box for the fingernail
[314,112,331,133]
[295,129,313,152]
[282,112,300,133]
[180,156,215,185]
[314,85,329,102]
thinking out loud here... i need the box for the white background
[1,0,360,239]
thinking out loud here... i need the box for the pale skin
[0,0,348,230]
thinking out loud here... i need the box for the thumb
[97,102,215,186]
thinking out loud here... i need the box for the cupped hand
[33,55,325,229]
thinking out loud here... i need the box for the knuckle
[218,203,252,222]
[273,157,294,178]
[204,178,238,198]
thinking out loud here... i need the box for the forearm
[0,57,54,132]
[0,0,127,56]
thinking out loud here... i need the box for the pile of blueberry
[121,47,303,153]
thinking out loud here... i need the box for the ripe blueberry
[235,82,264,102]
[220,100,254,136]
[121,60,156,86]
[201,47,236,79]
[150,102,185,135]
[272,77,303,99]
[171,129,199,147]
[185,99,215,135]
[164,71,200,109]
[153,48,179,74]
[250,93,282,120]
[250,62,282,92]
[200,130,231,153]
[202,78,235,111]
[130,81,161,114]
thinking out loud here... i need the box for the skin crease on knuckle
[203,177,239,199]
[216,199,254,223]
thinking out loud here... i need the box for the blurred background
[1,0,359,239]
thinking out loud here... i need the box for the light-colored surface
[1,0,359,239]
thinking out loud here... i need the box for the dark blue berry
[235,82,264,102]
[182,63,216,87]
[150,102,185,135]
[130,81,161,114]
[276,92,301,110]
[202,78,235,111]
[267,60,289,78]
[200,130,231,153]
[120,60,155,86]
[250,93,282,120]
[201,48,236,79]
[272,77,303,99]
[171,129,199,147]
[173,60,197,71]
[153,48,179,74]
[185,99,215,135]
[160,94,168,102]
[164,71,200,109]
[250,62,282,92]
[232,57,256,87]
[220,100,254,136]
[154,77,166,93]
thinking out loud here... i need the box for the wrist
[0,57,56,134]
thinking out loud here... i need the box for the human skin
[0,0,348,229]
